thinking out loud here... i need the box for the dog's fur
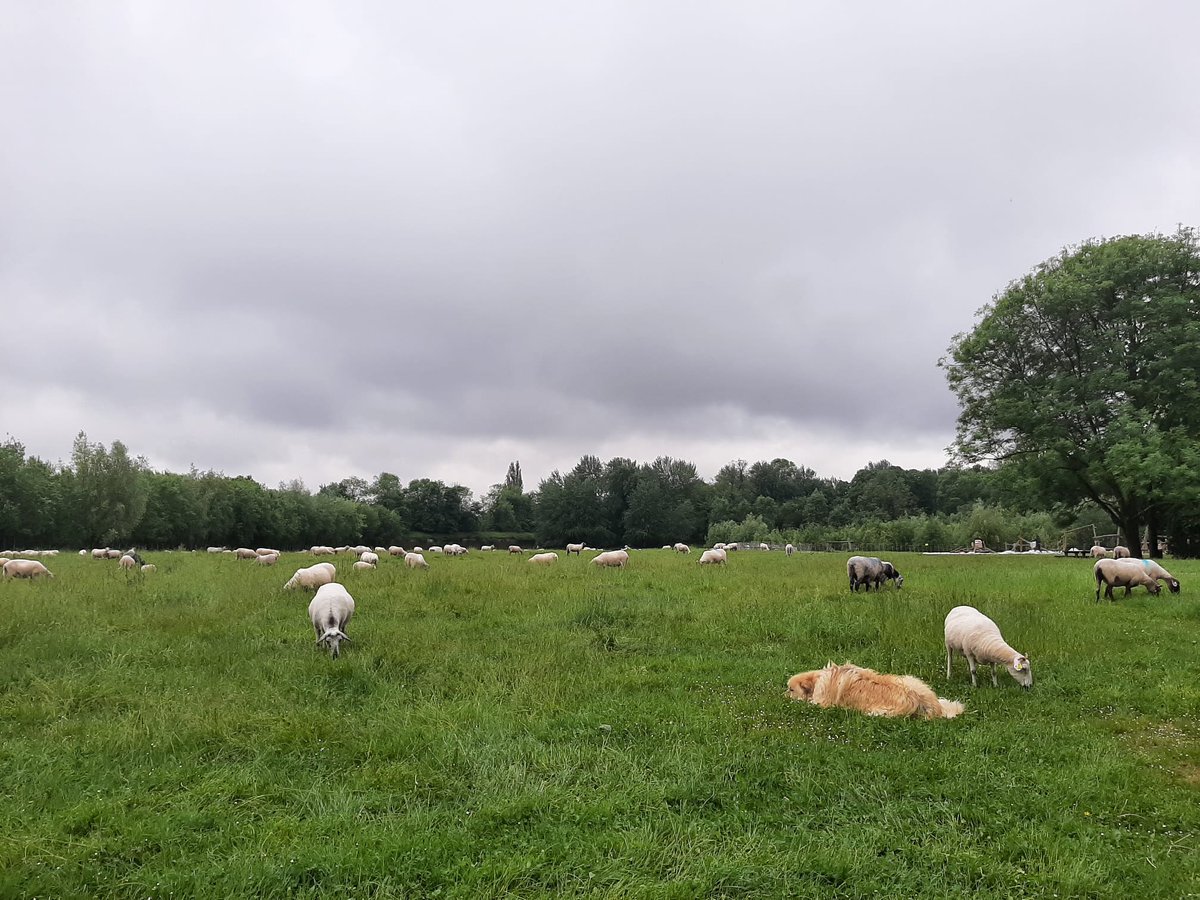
[786,662,964,719]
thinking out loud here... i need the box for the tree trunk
[1118,515,1142,556]
[1147,509,1160,559]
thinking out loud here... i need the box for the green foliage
[944,228,1200,552]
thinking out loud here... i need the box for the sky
[3,1,1198,497]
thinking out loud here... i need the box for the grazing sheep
[105,549,122,559]
[413,546,424,553]
[673,543,691,554]
[234,548,257,560]
[945,605,1033,689]
[91,548,109,559]
[508,545,523,554]
[360,551,379,566]
[566,543,584,555]
[311,545,336,556]
[404,552,429,569]
[759,542,770,551]
[785,543,795,557]
[256,548,281,558]
[387,545,406,556]
[284,562,337,591]
[529,552,559,565]
[308,583,355,659]
[352,560,376,572]
[726,543,739,552]
[429,546,443,554]
[698,548,727,565]
[141,564,156,573]
[1113,558,1180,593]
[1112,545,1131,559]
[1090,545,1108,559]
[3,559,54,579]
[846,556,904,592]
[1095,558,1161,601]
[206,546,225,554]
[713,542,726,550]
[591,549,629,568]
[119,554,137,571]
[480,545,495,552]
[256,553,279,566]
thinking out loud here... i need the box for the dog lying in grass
[786,662,964,719]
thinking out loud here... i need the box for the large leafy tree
[943,228,1200,555]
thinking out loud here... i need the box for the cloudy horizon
[3,2,1197,497]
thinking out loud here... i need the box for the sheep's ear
[1014,656,1028,671]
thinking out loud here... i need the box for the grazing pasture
[1,551,1198,897]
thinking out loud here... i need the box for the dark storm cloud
[3,1,1198,493]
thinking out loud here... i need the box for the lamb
[846,556,904,592]
[529,552,559,565]
[673,543,691,554]
[785,543,795,557]
[1094,558,1161,601]
[404,552,429,569]
[308,583,355,659]
[508,545,523,554]
[944,605,1033,689]
[591,549,629,568]
[283,562,337,591]
[2,559,54,579]
[1113,557,1180,593]
[352,560,376,572]
[480,545,495,552]
[1111,545,1131,559]
[698,548,727,565]
[566,543,584,555]
[359,551,379,566]
[256,553,279,566]
[141,564,157,573]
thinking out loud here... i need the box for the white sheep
[759,542,770,551]
[1090,545,1108,559]
[284,562,337,591]
[404,552,429,569]
[360,551,379,566]
[388,545,406,557]
[141,564,157,573]
[726,542,739,551]
[673,543,691,554]
[92,548,109,559]
[591,549,629,568]
[1094,558,1160,601]
[311,545,336,556]
[206,546,225,554]
[944,605,1033,689]
[1113,558,1180,593]
[234,548,258,560]
[785,543,795,557]
[105,549,122,559]
[698,548,727,565]
[480,545,495,552]
[508,545,523,554]
[2,559,54,579]
[846,556,903,592]
[308,583,355,659]
[1111,545,1131,559]
[119,554,137,571]
[529,552,559,565]
[352,560,376,572]
[713,542,726,550]
[256,553,279,566]
[256,548,281,558]
[429,546,444,554]
[566,543,584,555]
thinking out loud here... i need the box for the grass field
[2,549,1198,898]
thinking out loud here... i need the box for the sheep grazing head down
[317,628,352,659]
[881,562,904,588]
[1007,654,1033,689]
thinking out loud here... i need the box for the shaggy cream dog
[786,662,964,719]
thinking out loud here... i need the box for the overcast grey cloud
[3,1,1198,495]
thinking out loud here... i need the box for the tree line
[0,432,1093,553]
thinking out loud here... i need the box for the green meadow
[1,550,1197,898]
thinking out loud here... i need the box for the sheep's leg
[966,653,978,688]
[946,647,953,680]
[990,663,998,687]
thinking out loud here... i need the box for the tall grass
[1,550,1197,898]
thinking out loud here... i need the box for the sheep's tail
[938,698,965,718]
